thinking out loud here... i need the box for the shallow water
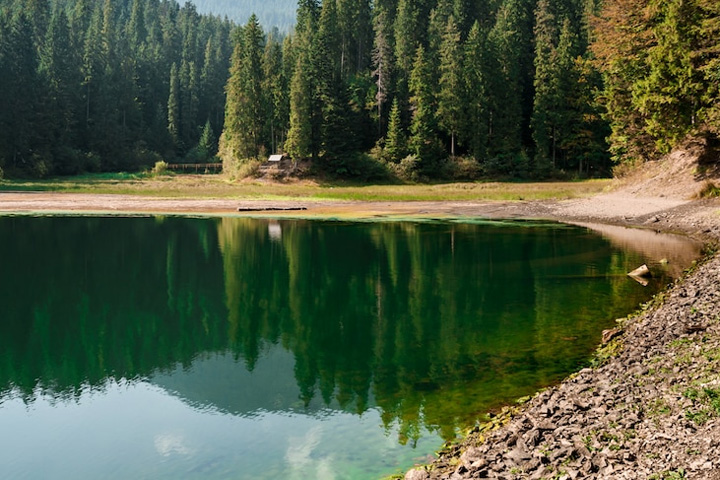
[0,216,701,479]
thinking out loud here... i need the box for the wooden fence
[167,163,222,174]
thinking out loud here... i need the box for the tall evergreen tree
[263,31,289,154]
[437,16,464,157]
[485,0,528,163]
[531,0,559,172]
[462,21,490,161]
[40,6,81,173]
[0,12,45,173]
[219,16,266,166]
[285,54,313,160]
[635,0,704,153]
[408,46,443,175]
[384,98,407,162]
[168,62,181,150]
[372,9,395,136]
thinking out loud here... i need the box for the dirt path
[0,190,716,227]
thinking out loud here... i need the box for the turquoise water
[0,216,698,479]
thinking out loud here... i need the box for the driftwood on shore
[237,206,307,212]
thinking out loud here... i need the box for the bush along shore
[404,207,720,480]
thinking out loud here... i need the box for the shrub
[387,155,421,182]
[695,180,720,199]
[339,152,390,182]
[232,159,262,179]
[151,160,169,176]
[444,156,482,181]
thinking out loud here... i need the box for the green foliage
[437,16,464,157]
[386,154,421,182]
[151,160,169,175]
[594,0,720,163]
[0,0,234,177]
[6,0,693,181]
[219,16,266,165]
[383,99,407,163]
[285,53,313,160]
[409,46,445,176]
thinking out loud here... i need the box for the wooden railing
[167,163,222,174]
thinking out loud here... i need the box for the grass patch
[0,174,611,202]
[685,409,711,425]
[695,180,720,199]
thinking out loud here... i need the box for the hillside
[193,0,296,31]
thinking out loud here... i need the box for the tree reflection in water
[0,216,691,445]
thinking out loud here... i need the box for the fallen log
[237,206,308,212]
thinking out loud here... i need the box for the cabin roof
[268,154,284,162]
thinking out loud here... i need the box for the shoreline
[2,190,720,479]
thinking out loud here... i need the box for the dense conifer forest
[0,0,717,180]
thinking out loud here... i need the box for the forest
[0,0,718,180]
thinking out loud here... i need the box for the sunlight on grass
[0,174,611,202]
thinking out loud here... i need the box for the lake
[0,216,701,479]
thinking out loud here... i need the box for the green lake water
[0,216,701,479]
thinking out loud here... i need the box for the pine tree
[372,9,395,136]
[437,16,464,157]
[486,0,525,161]
[168,62,182,152]
[317,0,356,170]
[263,31,289,154]
[409,46,443,175]
[591,0,657,163]
[635,0,704,153]
[127,0,147,54]
[198,119,217,160]
[463,21,490,161]
[384,98,407,162]
[179,58,200,150]
[393,0,421,108]
[0,12,45,173]
[531,0,559,172]
[219,16,266,167]
[285,54,313,161]
[40,5,80,173]
[696,0,720,135]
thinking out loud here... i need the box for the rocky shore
[404,197,720,480]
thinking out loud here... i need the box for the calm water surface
[0,216,701,479]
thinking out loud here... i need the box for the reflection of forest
[0,217,685,442]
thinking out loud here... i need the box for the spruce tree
[263,32,289,155]
[486,0,525,163]
[408,46,443,175]
[168,62,182,152]
[372,9,395,136]
[219,15,266,166]
[384,98,407,162]
[635,0,704,153]
[463,21,490,162]
[198,119,217,160]
[285,54,313,161]
[0,12,45,173]
[40,6,80,173]
[317,0,356,170]
[531,0,558,172]
[437,16,464,157]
